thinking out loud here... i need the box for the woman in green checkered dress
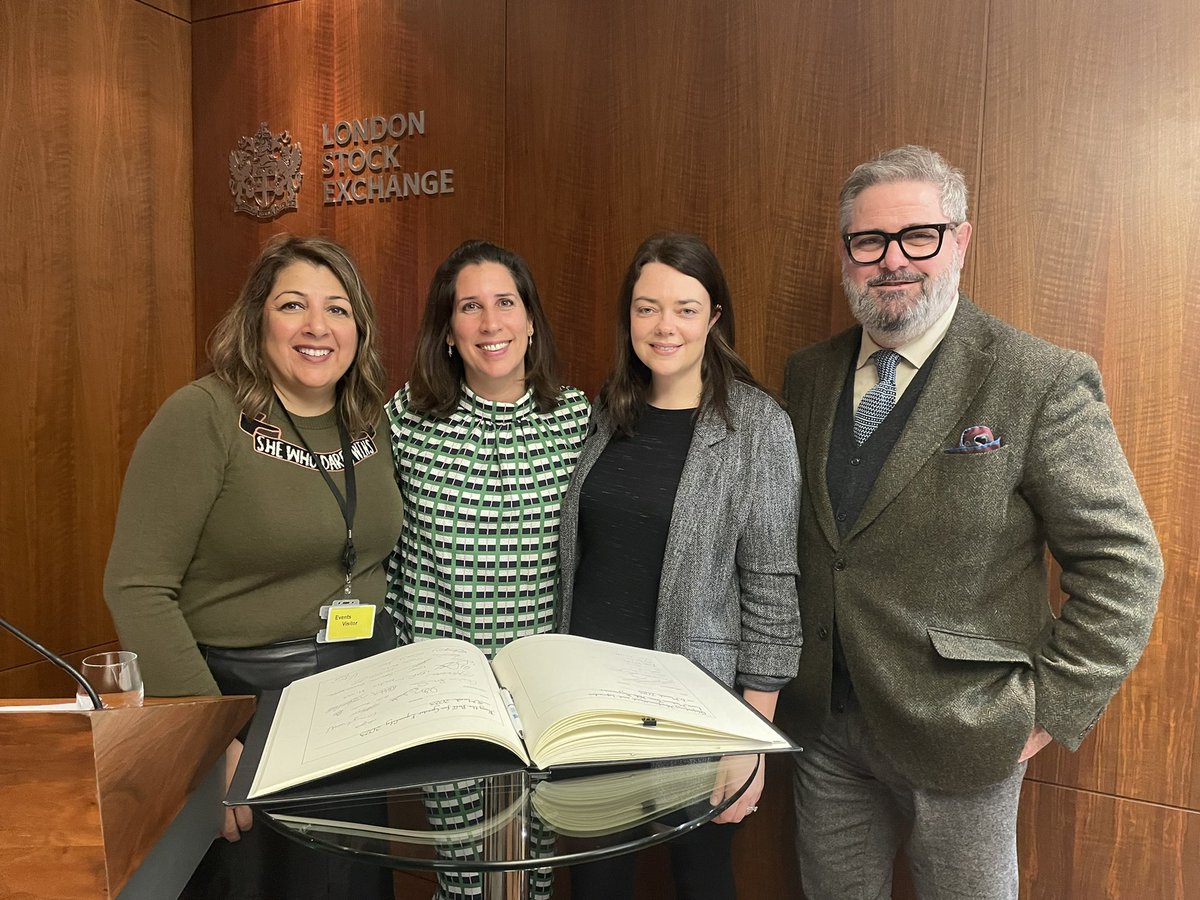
[386,240,589,899]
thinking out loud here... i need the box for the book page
[249,639,530,798]
[491,634,790,767]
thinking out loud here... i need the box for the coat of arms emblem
[229,122,303,219]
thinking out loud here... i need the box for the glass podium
[257,754,762,899]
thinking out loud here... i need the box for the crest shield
[229,123,303,219]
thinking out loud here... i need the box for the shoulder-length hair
[205,234,387,435]
[408,239,561,418]
[599,232,761,437]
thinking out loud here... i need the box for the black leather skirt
[199,608,394,702]
[182,608,396,900]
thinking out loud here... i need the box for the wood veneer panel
[0,641,120,699]
[824,0,988,322]
[505,0,850,398]
[506,0,987,397]
[1019,780,1200,898]
[0,1,193,674]
[141,0,192,21]
[0,698,252,898]
[192,0,505,396]
[193,0,291,21]
[92,697,255,893]
[981,0,1200,809]
[0,713,107,899]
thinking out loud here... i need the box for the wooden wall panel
[981,0,1200,814]
[823,1,989,323]
[192,0,505,399]
[193,0,290,20]
[1018,780,1200,898]
[0,1,193,677]
[143,0,192,21]
[505,0,850,398]
[507,0,988,400]
[0,642,121,700]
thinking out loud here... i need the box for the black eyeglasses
[842,223,958,265]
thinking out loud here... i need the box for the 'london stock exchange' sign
[228,110,454,218]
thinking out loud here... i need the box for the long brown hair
[206,234,387,435]
[408,240,561,418]
[599,232,760,437]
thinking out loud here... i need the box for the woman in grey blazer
[558,232,802,900]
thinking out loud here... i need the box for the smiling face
[261,260,358,415]
[841,180,972,347]
[448,261,533,402]
[629,261,720,408]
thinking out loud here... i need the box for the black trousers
[182,612,395,900]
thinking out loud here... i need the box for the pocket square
[944,424,1003,454]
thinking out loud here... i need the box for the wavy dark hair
[599,232,761,437]
[408,240,561,418]
[206,234,386,435]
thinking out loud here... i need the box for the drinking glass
[77,651,144,708]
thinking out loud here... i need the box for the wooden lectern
[0,696,254,899]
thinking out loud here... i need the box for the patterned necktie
[853,349,901,446]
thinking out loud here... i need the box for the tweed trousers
[792,699,1026,900]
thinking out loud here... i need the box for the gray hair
[838,145,969,232]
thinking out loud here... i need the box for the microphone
[0,615,102,709]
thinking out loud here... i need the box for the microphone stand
[0,615,102,709]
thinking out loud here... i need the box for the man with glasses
[778,145,1162,899]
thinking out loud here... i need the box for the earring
[528,332,534,346]
[447,344,454,358]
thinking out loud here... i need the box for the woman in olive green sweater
[104,235,402,900]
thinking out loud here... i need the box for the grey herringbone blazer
[557,380,802,689]
[777,296,1163,791]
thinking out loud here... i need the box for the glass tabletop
[258,753,762,873]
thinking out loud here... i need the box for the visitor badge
[316,600,376,643]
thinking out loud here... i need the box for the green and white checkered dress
[386,383,589,899]
[386,383,590,655]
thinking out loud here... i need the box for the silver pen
[500,687,525,740]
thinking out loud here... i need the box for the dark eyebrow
[458,292,518,303]
[274,288,349,302]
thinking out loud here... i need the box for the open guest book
[231,633,796,803]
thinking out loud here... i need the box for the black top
[570,406,696,649]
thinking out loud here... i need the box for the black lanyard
[275,395,358,596]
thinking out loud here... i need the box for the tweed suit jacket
[557,380,802,689]
[777,296,1163,792]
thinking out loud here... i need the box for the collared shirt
[853,297,959,412]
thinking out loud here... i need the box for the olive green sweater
[104,375,404,696]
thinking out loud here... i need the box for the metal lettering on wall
[320,110,455,206]
[229,123,303,219]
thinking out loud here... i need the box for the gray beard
[842,260,961,347]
